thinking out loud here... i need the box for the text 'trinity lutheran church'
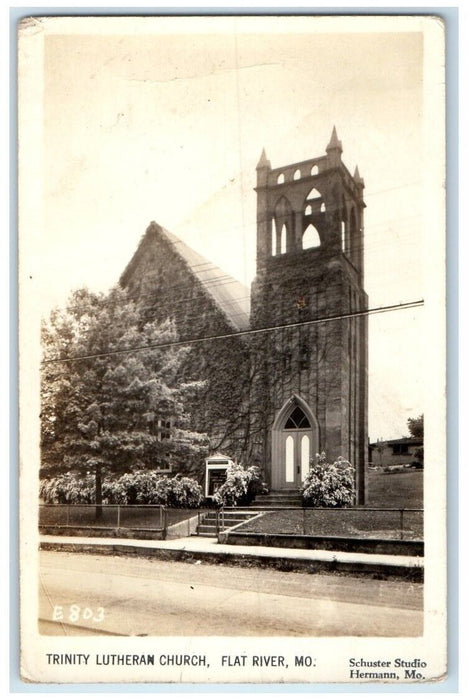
[120,128,369,503]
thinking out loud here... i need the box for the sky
[31,15,444,442]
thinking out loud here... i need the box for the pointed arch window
[284,405,311,429]
[280,224,287,254]
[305,204,312,216]
[302,224,320,249]
[311,164,319,176]
[306,187,321,200]
[277,173,285,184]
[293,168,301,180]
[271,220,277,256]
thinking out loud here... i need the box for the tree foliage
[41,286,209,503]
[407,414,424,439]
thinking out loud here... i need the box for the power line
[49,224,421,319]
[42,299,424,366]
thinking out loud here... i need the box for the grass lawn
[236,469,424,540]
[237,508,423,540]
[367,469,423,508]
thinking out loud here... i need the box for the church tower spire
[326,126,343,166]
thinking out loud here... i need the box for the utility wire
[42,299,424,366]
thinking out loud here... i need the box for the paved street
[39,551,423,637]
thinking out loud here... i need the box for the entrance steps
[196,510,260,538]
[253,490,303,508]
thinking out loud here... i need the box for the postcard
[18,14,446,684]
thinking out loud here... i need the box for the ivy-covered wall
[120,222,253,481]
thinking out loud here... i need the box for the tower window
[280,224,287,254]
[299,343,309,370]
[306,187,321,200]
[302,224,320,249]
[293,168,301,180]
[271,221,277,256]
[283,349,292,371]
[277,173,285,184]
[305,204,312,216]
[311,164,319,176]
[320,202,326,213]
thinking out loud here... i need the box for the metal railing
[39,503,167,533]
[229,506,424,541]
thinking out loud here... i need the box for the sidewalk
[40,533,424,581]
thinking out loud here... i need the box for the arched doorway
[271,396,319,489]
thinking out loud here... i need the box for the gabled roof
[121,222,250,332]
[369,437,423,448]
[161,226,250,331]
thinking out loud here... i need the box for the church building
[120,128,368,503]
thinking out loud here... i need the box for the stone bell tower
[249,127,368,503]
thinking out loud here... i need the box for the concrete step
[254,498,302,506]
[196,510,260,537]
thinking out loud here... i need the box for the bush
[301,453,355,507]
[39,470,203,508]
[39,472,96,504]
[212,464,263,506]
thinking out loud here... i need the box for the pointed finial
[256,147,271,169]
[354,165,365,188]
[326,126,343,153]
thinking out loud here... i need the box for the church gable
[120,221,249,336]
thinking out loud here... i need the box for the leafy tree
[407,414,424,439]
[41,286,208,515]
[407,414,424,466]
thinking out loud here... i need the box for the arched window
[349,207,358,261]
[311,164,319,176]
[271,220,277,256]
[305,204,312,216]
[306,187,321,200]
[275,196,292,218]
[320,202,326,213]
[277,173,285,184]
[293,168,301,180]
[341,221,346,252]
[302,224,320,249]
[280,224,287,254]
[285,405,311,429]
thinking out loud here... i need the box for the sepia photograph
[18,14,446,684]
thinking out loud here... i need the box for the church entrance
[271,397,319,490]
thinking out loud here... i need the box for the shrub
[166,475,204,508]
[301,453,355,507]
[39,472,96,504]
[213,464,263,506]
[40,470,203,508]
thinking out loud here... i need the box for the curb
[39,540,424,582]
